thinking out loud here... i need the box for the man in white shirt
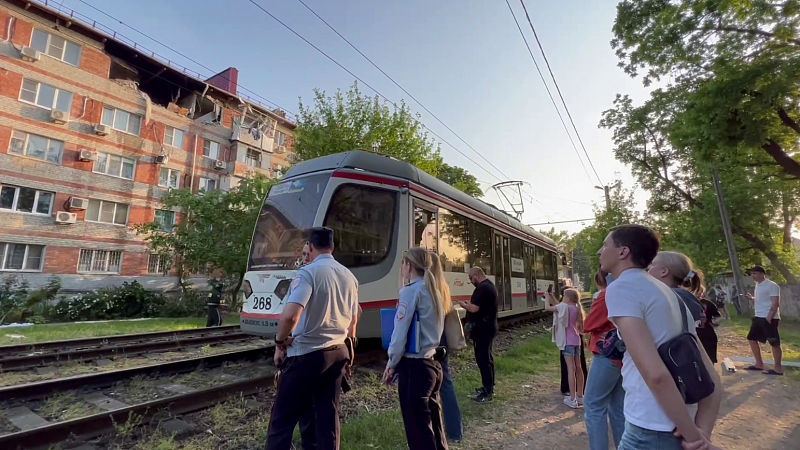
[745,266,783,375]
[599,224,722,450]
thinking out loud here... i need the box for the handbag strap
[670,289,690,334]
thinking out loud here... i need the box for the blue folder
[380,308,420,354]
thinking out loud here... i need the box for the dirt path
[462,324,800,449]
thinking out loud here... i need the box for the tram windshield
[247,173,331,270]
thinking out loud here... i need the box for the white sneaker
[563,397,579,409]
[576,396,584,406]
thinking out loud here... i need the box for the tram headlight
[275,279,291,300]
[243,280,253,299]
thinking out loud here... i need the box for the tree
[294,83,482,197]
[135,175,274,298]
[612,0,800,180]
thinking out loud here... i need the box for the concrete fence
[778,285,800,319]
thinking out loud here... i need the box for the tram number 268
[251,296,273,311]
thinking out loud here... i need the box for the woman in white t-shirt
[598,225,723,450]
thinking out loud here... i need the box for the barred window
[78,249,122,273]
[147,254,170,274]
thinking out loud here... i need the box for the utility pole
[712,167,748,314]
[595,181,621,210]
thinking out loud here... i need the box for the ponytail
[658,251,706,298]
[404,247,450,322]
[423,268,444,322]
[564,288,585,333]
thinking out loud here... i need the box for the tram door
[493,233,512,311]
[524,244,536,308]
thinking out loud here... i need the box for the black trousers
[397,358,448,450]
[473,330,495,395]
[560,340,588,395]
[206,304,222,327]
[265,346,349,450]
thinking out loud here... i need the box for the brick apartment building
[0,0,296,292]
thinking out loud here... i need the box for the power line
[529,218,595,226]
[517,0,603,186]
[75,0,298,120]
[502,0,593,182]
[294,0,513,184]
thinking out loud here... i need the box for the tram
[240,151,559,339]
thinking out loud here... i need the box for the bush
[158,286,207,318]
[0,275,31,324]
[53,281,166,321]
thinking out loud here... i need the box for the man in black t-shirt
[457,267,498,403]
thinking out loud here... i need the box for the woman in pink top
[546,288,586,409]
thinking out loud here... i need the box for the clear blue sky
[60,0,652,236]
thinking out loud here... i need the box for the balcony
[230,156,272,179]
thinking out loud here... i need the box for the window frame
[30,28,81,66]
[0,185,54,215]
[323,183,398,269]
[437,207,469,273]
[77,248,123,274]
[93,152,136,180]
[101,106,142,135]
[158,168,181,189]
[199,177,216,192]
[153,209,176,231]
[203,139,221,160]
[19,79,73,113]
[8,130,64,164]
[85,199,129,226]
[0,242,45,272]
[164,126,185,149]
[147,253,171,275]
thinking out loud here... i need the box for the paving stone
[158,383,197,394]
[159,418,195,438]
[6,406,49,431]
[93,358,113,367]
[34,366,56,375]
[83,392,129,411]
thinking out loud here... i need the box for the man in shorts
[745,266,783,376]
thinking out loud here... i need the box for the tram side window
[534,245,546,278]
[323,184,396,267]
[510,237,525,277]
[542,250,556,280]
[438,208,469,273]
[414,206,437,252]
[468,219,493,275]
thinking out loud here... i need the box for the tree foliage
[135,175,274,296]
[294,83,482,197]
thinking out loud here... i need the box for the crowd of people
[260,224,783,450]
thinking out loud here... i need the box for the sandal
[762,369,784,376]
[744,365,764,371]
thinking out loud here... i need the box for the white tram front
[240,151,559,339]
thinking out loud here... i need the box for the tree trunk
[782,197,794,252]
[732,224,800,283]
[232,273,245,311]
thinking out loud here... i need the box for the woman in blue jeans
[582,272,625,449]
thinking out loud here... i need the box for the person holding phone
[458,267,498,403]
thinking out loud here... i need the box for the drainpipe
[189,132,198,193]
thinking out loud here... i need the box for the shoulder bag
[443,307,467,351]
[657,291,715,404]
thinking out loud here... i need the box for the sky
[56,0,653,236]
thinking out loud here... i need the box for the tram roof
[283,151,556,249]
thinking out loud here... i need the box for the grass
[0,315,240,346]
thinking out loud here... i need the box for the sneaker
[576,396,584,406]
[469,387,486,399]
[473,392,493,403]
[563,397,579,409]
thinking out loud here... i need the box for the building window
[199,177,216,192]
[0,185,53,215]
[275,131,287,147]
[94,152,135,180]
[164,126,185,149]
[154,209,175,231]
[0,243,44,271]
[30,29,81,66]
[85,199,129,225]
[147,253,170,274]
[9,131,63,163]
[159,168,180,189]
[19,79,73,113]
[203,139,221,159]
[323,184,396,268]
[101,106,142,135]
[244,148,261,167]
[78,249,122,273]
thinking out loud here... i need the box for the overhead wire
[502,0,593,183]
[517,0,603,186]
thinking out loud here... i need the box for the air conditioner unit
[55,211,77,224]
[213,159,225,170]
[20,46,41,62]
[275,146,286,154]
[94,124,110,136]
[155,155,168,164]
[68,197,89,210]
[78,149,96,162]
[50,109,69,124]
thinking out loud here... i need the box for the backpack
[657,291,715,404]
